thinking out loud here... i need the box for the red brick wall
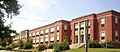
[28,20,71,48]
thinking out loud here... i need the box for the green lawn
[64,48,120,52]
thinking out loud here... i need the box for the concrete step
[69,43,85,49]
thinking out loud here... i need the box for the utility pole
[85,19,89,52]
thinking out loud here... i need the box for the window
[75,35,78,43]
[101,18,105,27]
[40,30,44,34]
[45,29,49,33]
[36,32,39,36]
[57,26,59,30]
[57,26,59,32]
[80,30,84,35]
[75,23,78,29]
[88,28,90,34]
[80,21,84,27]
[32,33,35,37]
[29,34,31,37]
[88,20,90,26]
[64,25,67,30]
[40,30,44,36]
[115,17,118,24]
[101,32,105,40]
[115,31,118,42]
[50,27,54,32]
[64,25,67,32]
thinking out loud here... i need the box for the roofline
[29,20,70,31]
[72,10,120,21]
[71,13,95,21]
[96,10,120,15]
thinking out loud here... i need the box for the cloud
[10,10,52,33]
[6,0,57,34]
[19,0,57,12]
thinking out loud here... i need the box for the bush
[5,45,13,50]
[59,39,70,51]
[19,40,24,49]
[23,39,33,49]
[48,44,54,49]
[53,36,70,52]
[53,43,60,52]
[0,47,5,50]
[89,40,101,48]
[5,42,19,50]
[38,44,46,51]
[10,43,19,48]
[23,42,32,49]
[100,41,112,48]
[19,38,33,49]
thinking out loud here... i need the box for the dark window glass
[101,37,105,40]
[64,30,67,32]
[57,30,59,32]
[116,36,118,40]
[101,24,104,27]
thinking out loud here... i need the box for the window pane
[101,18,105,24]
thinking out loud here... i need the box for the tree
[0,0,21,46]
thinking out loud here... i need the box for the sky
[4,0,120,35]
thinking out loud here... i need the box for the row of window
[101,31,119,42]
[100,17,118,27]
[29,25,68,37]
[33,36,60,43]
[74,20,90,29]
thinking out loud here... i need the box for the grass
[64,48,120,52]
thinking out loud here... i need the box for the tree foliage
[0,0,21,46]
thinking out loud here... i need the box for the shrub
[5,45,13,50]
[10,43,19,48]
[59,37,70,51]
[100,41,112,48]
[53,43,60,52]
[48,44,54,49]
[0,47,5,50]
[38,44,46,51]
[53,36,70,52]
[23,39,33,49]
[19,40,24,49]
[23,42,31,49]
[89,40,101,48]
[100,42,106,48]
[18,38,33,49]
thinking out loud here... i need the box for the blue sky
[5,0,120,34]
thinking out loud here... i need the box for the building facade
[29,20,71,48]
[12,30,29,42]
[71,10,120,48]
[12,10,120,48]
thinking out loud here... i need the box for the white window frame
[101,18,105,24]
[50,27,54,32]
[115,17,118,24]
[33,33,35,36]
[40,30,44,34]
[101,31,105,41]
[36,32,39,35]
[64,25,67,30]
[51,37,54,41]
[57,36,59,40]
[45,29,49,33]
[29,34,32,37]
[115,31,118,42]
[75,23,78,29]
[57,26,59,30]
